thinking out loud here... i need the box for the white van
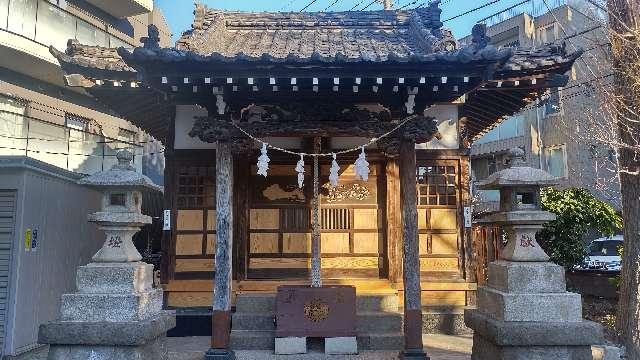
[575,236,623,272]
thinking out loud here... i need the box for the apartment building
[0,0,171,183]
[460,2,620,213]
[0,0,170,356]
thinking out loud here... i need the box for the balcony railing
[0,0,133,52]
[0,109,144,175]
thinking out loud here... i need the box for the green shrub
[536,188,622,268]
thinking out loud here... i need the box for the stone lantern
[465,148,603,360]
[80,149,159,263]
[476,147,557,262]
[38,150,175,360]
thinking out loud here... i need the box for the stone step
[234,293,398,314]
[230,330,275,350]
[357,312,402,333]
[423,307,472,335]
[356,293,399,312]
[230,330,404,351]
[235,294,275,313]
[232,313,275,331]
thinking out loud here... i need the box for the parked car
[574,236,623,272]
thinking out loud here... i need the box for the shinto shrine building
[50,1,580,355]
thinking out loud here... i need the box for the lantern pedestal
[465,260,604,360]
[39,262,175,359]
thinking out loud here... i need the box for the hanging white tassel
[354,146,370,181]
[256,142,270,177]
[329,153,340,187]
[295,154,305,188]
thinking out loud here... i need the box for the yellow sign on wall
[24,228,32,252]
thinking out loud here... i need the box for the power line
[360,0,379,10]
[300,0,320,11]
[476,0,530,23]
[443,0,503,22]
[349,0,367,10]
[397,0,420,10]
[324,0,341,11]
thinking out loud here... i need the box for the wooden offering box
[275,285,356,338]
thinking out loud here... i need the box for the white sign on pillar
[464,207,472,228]
[163,210,171,230]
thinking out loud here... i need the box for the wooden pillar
[311,137,322,287]
[386,159,403,285]
[205,142,235,360]
[399,140,429,360]
[460,154,477,306]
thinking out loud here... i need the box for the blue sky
[155,0,540,44]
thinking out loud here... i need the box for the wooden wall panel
[421,290,466,306]
[249,233,279,254]
[283,233,311,253]
[419,258,459,272]
[207,210,217,231]
[249,257,380,269]
[250,209,280,229]
[206,234,216,255]
[321,233,350,253]
[177,210,203,230]
[353,233,379,253]
[430,209,457,229]
[175,259,215,272]
[176,234,204,255]
[432,234,458,254]
[353,209,378,229]
[167,291,213,307]
[418,209,428,229]
[419,234,429,255]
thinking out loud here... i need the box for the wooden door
[416,160,463,280]
[172,162,217,279]
[246,163,386,279]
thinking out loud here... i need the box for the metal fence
[0,109,143,174]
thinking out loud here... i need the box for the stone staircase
[230,292,404,351]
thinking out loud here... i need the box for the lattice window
[416,165,457,206]
[177,165,215,208]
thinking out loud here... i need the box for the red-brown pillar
[205,142,235,360]
[399,139,429,360]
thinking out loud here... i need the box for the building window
[545,145,567,178]
[0,95,27,156]
[1,0,134,48]
[474,114,525,145]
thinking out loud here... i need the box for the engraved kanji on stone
[108,235,123,248]
[520,234,535,248]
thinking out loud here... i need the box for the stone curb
[464,310,605,346]
[38,311,176,346]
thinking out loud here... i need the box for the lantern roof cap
[78,150,162,192]
[476,148,559,190]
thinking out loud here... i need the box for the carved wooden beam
[188,115,440,156]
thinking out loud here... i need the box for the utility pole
[607,0,640,358]
[383,0,393,10]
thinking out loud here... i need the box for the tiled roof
[50,39,136,73]
[172,3,455,62]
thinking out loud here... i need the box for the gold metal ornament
[303,298,330,322]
